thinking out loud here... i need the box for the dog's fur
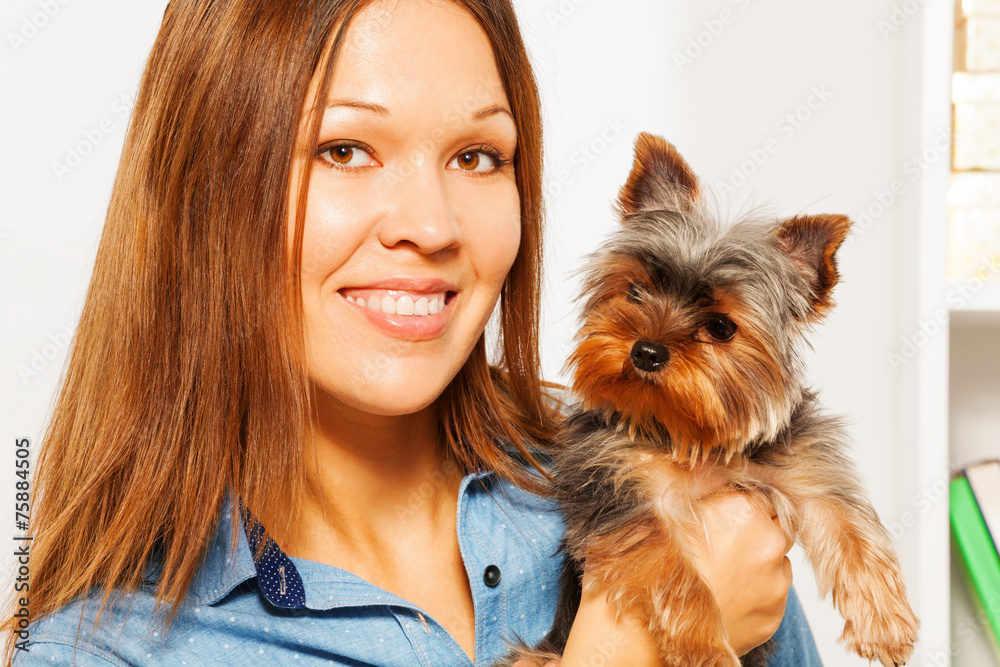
[499,134,918,666]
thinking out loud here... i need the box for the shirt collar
[189,472,502,608]
[238,499,307,609]
[187,489,305,608]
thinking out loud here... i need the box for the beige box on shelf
[956,17,1000,71]
[954,71,1000,101]
[950,172,1000,207]
[954,105,1000,169]
[953,73,1000,169]
[949,208,1000,281]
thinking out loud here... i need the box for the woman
[5,0,820,664]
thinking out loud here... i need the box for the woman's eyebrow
[325,98,390,115]
[473,104,513,121]
[324,98,513,122]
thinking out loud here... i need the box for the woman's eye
[449,150,499,173]
[703,315,738,342]
[318,144,375,169]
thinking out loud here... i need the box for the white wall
[2,1,939,665]
[518,2,933,665]
[1,0,169,638]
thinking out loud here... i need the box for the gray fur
[497,135,917,667]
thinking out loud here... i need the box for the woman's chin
[352,390,440,417]
[310,374,449,419]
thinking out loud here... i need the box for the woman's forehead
[319,0,511,122]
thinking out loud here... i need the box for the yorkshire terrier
[502,134,918,666]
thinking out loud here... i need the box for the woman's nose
[377,159,461,254]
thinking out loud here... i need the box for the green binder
[951,475,1000,655]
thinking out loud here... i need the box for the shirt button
[483,565,501,588]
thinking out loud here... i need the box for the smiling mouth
[339,289,457,317]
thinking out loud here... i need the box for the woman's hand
[549,488,792,666]
[685,489,794,656]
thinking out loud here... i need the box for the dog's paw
[835,560,919,666]
[840,604,919,667]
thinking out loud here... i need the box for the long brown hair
[4,0,556,658]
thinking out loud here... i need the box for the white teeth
[348,292,447,316]
[396,295,415,316]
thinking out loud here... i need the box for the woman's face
[294,0,521,418]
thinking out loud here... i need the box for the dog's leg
[584,511,741,667]
[763,436,919,666]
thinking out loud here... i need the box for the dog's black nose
[630,340,669,372]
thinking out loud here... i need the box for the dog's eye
[627,283,642,303]
[703,315,737,341]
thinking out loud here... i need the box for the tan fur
[498,134,917,667]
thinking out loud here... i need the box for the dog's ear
[616,133,700,217]
[775,214,852,317]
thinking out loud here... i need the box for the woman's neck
[276,390,465,565]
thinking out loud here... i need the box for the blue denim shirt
[16,472,822,666]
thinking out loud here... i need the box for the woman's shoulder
[13,633,126,666]
[17,568,261,667]
[16,495,253,666]
[16,589,158,666]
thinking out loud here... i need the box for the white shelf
[942,3,1000,665]
[910,1,960,666]
[949,280,1000,313]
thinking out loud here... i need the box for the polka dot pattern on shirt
[240,502,307,609]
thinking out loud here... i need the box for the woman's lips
[338,286,457,340]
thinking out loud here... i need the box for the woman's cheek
[300,180,377,278]
[464,183,522,284]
